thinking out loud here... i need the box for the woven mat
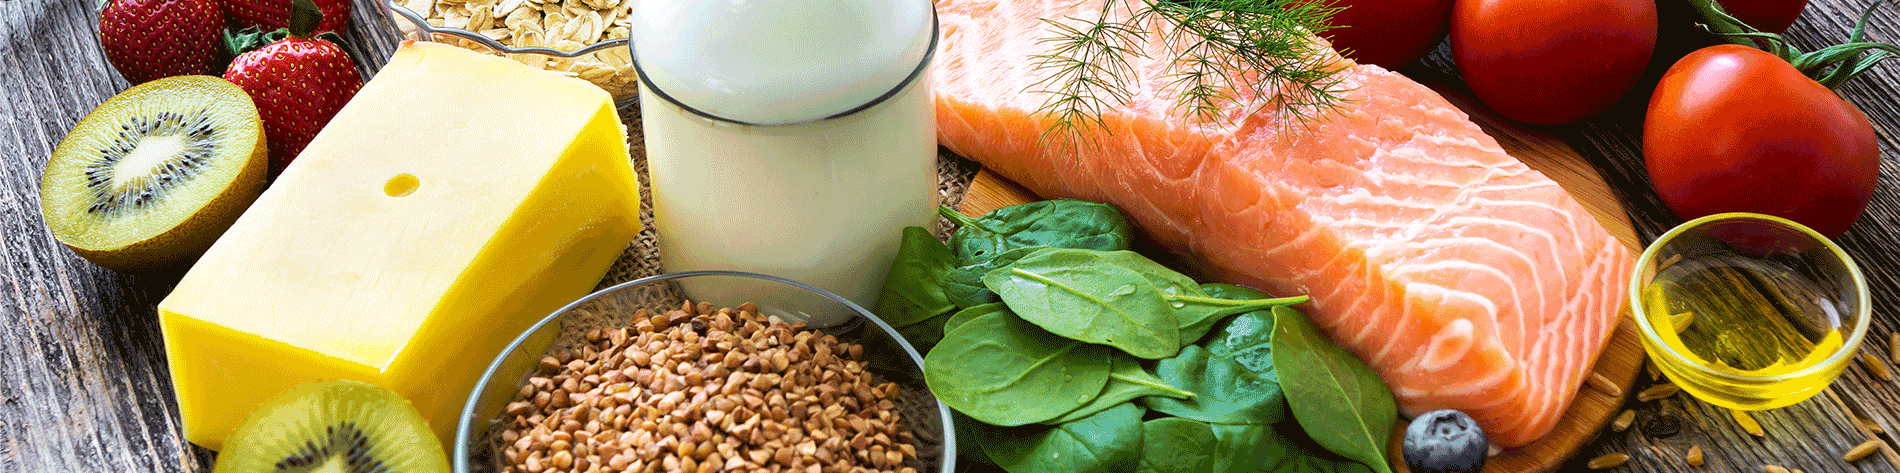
[594,109,984,291]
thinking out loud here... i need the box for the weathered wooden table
[4,0,1900,471]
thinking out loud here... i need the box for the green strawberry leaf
[288,0,322,38]
[224,26,286,59]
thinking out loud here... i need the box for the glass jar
[631,0,938,326]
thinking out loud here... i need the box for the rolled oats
[399,0,639,99]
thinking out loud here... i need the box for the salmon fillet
[933,0,1634,448]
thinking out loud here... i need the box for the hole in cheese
[385,174,419,197]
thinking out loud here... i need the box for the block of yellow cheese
[158,41,642,450]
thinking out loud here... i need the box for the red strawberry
[224,0,362,176]
[225,0,350,36]
[98,0,224,84]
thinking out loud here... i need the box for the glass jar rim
[628,7,939,127]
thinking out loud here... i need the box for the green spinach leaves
[983,403,1146,472]
[1144,344,1287,425]
[875,199,1399,473]
[1047,353,1193,424]
[986,249,1182,358]
[940,201,1133,264]
[923,310,1112,426]
[1274,307,1399,473]
[872,226,957,328]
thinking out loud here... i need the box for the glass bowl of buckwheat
[383,0,638,104]
[455,271,955,473]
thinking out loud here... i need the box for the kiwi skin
[38,75,267,272]
[213,379,450,473]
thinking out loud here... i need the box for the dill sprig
[1029,0,1348,143]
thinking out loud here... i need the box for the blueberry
[1403,409,1489,473]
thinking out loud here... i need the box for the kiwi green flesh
[39,75,265,271]
[213,379,448,473]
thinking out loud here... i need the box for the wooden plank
[0,0,403,471]
[1,0,1899,471]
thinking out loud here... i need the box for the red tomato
[1450,0,1657,125]
[1320,0,1456,69]
[1721,0,1809,33]
[1644,44,1880,237]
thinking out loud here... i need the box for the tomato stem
[1686,0,1898,89]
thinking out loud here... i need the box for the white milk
[633,0,938,326]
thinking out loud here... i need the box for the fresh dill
[1028,0,1348,143]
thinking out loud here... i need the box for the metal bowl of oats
[383,0,639,104]
[454,271,955,473]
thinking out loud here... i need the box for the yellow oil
[1642,253,1848,410]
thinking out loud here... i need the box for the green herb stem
[1108,367,1197,399]
[1687,0,1898,89]
[937,205,982,228]
[1168,294,1310,307]
[1031,0,1348,142]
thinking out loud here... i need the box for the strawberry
[98,0,225,84]
[224,0,362,177]
[224,0,350,36]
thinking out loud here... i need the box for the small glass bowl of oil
[1632,213,1869,411]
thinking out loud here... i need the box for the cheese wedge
[158,41,642,450]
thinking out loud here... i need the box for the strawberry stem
[288,0,322,38]
[1686,0,1899,89]
[224,26,287,59]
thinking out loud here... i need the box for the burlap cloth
[593,110,984,291]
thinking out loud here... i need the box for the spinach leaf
[1092,249,1203,296]
[1142,344,1286,424]
[1187,283,1272,344]
[1274,456,1377,473]
[1209,422,1377,473]
[944,302,1010,335]
[984,403,1145,473]
[942,247,1039,309]
[870,226,957,327]
[1272,306,1397,473]
[952,410,999,468]
[1170,291,1309,347]
[985,248,1181,359]
[893,310,953,352]
[1046,353,1193,424]
[1206,306,1276,369]
[1211,423,1294,472]
[939,201,1133,265]
[924,310,1113,426]
[1135,418,1218,473]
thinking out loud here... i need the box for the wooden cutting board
[953,80,1646,473]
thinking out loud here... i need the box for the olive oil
[1641,252,1851,410]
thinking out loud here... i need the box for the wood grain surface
[4,0,1900,471]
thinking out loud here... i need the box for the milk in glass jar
[631,0,938,325]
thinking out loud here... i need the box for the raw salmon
[933,0,1634,448]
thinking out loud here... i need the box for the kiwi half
[214,379,449,473]
[39,75,266,271]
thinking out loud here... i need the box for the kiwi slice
[215,379,449,473]
[39,75,266,271]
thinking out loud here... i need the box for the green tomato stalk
[1689,0,1899,88]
